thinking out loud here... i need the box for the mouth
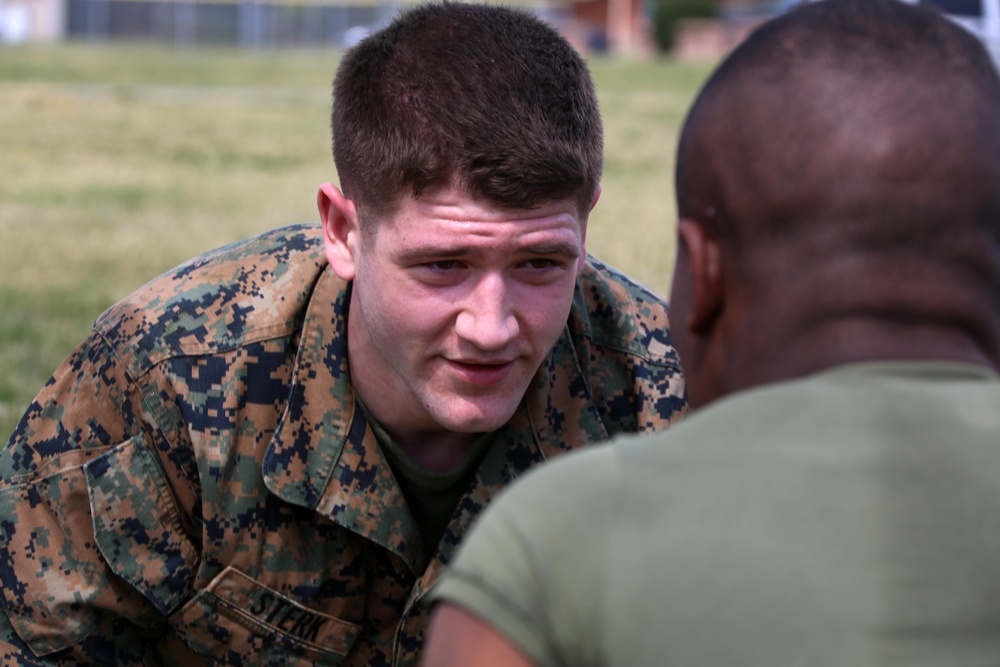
[447,359,516,386]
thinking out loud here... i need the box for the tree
[651,0,717,52]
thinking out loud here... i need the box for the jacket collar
[262,267,424,563]
[263,266,608,576]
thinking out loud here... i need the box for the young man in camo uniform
[0,3,687,665]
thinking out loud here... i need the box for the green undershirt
[359,402,498,554]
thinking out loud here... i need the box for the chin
[437,402,519,434]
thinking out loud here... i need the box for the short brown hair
[331,2,603,223]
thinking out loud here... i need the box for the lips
[447,359,515,386]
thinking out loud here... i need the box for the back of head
[332,2,603,222]
[675,0,1000,375]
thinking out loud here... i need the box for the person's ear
[573,184,600,275]
[576,226,589,277]
[318,182,360,281]
[589,184,602,213]
[676,219,723,335]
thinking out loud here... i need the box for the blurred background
[1,0,995,437]
[0,0,782,54]
[3,0,995,58]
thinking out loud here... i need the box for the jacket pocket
[86,434,199,615]
[0,435,167,657]
[170,566,362,666]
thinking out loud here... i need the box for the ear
[675,219,723,335]
[589,183,602,214]
[574,184,600,275]
[318,182,360,281]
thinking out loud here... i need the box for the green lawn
[0,42,714,438]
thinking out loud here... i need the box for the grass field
[0,42,715,438]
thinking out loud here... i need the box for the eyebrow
[397,240,582,264]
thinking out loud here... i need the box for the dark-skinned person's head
[670,0,1000,409]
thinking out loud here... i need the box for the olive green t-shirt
[360,402,496,554]
[433,361,1000,666]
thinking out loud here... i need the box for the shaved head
[671,0,1000,406]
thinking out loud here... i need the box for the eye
[411,259,470,286]
[521,258,563,271]
[425,260,464,272]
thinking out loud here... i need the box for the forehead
[367,186,586,249]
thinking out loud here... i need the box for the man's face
[333,185,588,441]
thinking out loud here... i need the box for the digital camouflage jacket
[0,224,687,666]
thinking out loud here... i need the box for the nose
[454,272,520,352]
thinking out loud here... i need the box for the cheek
[668,256,693,366]
[516,282,577,340]
[668,267,702,406]
[668,302,691,374]
[355,278,408,343]
[362,282,453,344]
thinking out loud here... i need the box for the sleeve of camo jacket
[0,328,198,663]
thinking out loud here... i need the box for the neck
[730,317,1000,396]
[351,382,480,473]
[380,424,480,473]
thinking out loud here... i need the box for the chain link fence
[65,0,394,47]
